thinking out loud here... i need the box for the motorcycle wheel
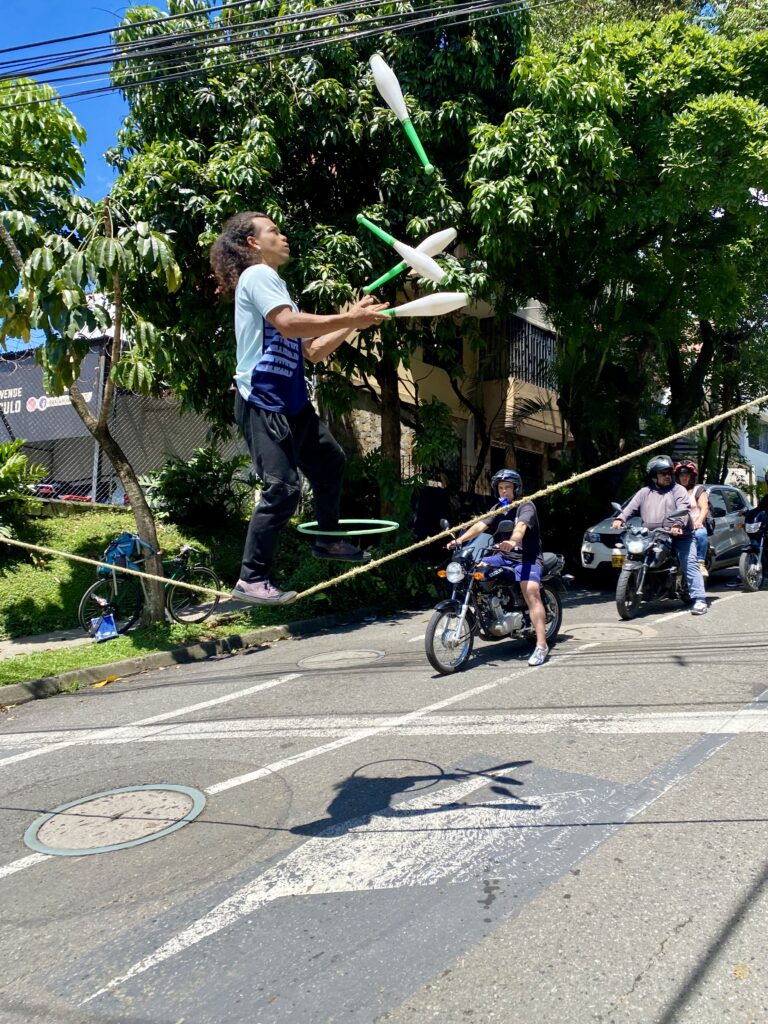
[616,568,641,620]
[539,585,563,644]
[739,551,764,592]
[425,608,474,675]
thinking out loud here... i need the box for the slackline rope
[2,392,766,605]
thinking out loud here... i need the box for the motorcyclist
[612,454,708,615]
[446,468,550,666]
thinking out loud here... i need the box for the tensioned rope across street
[2,392,767,605]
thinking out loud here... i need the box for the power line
[0,0,279,57]
[0,0,393,77]
[2,0,523,102]
[0,0,416,83]
[0,0,574,112]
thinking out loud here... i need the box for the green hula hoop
[296,519,399,537]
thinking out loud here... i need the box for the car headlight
[584,532,601,544]
[627,538,646,555]
[445,561,466,583]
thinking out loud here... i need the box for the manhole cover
[567,622,655,642]
[24,784,206,857]
[297,649,385,669]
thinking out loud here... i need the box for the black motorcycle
[612,505,690,620]
[424,519,566,675]
[739,510,767,591]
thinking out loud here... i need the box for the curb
[0,609,378,708]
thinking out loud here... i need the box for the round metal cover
[24,784,206,857]
[297,649,385,669]
[567,622,654,642]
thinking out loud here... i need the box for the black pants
[235,394,345,581]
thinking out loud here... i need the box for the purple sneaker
[311,540,371,563]
[230,579,297,605]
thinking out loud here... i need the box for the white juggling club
[369,53,435,175]
[363,227,457,293]
[356,213,446,284]
[383,292,469,318]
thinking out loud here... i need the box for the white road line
[0,853,50,878]
[0,673,302,768]
[82,768,543,1004]
[205,644,599,795]
[0,651,599,882]
[79,697,732,1008]
[407,634,425,643]
[5,707,768,747]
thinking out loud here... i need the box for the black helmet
[646,454,675,483]
[490,468,523,498]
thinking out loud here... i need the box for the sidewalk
[0,596,244,661]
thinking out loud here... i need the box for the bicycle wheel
[78,577,145,635]
[167,566,221,624]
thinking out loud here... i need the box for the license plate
[611,553,626,568]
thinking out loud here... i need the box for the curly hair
[209,211,269,300]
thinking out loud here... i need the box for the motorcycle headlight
[584,531,601,544]
[445,561,466,583]
[627,538,646,555]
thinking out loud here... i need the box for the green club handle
[356,213,396,247]
[363,260,408,294]
[402,119,434,175]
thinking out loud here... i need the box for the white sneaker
[691,600,708,616]
[698,560,709,579]
[528,645,549,667]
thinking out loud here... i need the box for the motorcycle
[424,519,567,675]
[611,504,690,620]
[739,510,767,591]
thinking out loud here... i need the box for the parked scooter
[424,519,567,674]
[739,510,767,591]
[611,503,690,620]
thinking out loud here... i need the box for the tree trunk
[68,385,166,623]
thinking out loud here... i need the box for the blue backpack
[98,532,156,577]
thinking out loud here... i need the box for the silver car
[581,484,751,573]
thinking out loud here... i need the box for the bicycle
[78,544,222,634]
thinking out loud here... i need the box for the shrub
[145,447,257,528]
[0,438,44,534]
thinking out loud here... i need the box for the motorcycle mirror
[439,518,451,531]
[611,501,622,513]
[496,520,515,532]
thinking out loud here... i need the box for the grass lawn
[0,503,433,686]
[0,507,244,639]
[0,616,279,687]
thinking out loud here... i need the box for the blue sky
[5,0,169,199]
[4,1,169,348]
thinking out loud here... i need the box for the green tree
[0,78,182,621]
[468,14,768,502]
[104,0,529,490]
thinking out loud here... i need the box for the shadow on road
[290,759,539,837]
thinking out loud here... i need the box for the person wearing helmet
[674,460,710,579]
[447,468,550,666]
[612,454,707,615]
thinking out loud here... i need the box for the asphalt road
[1,574,767,1024]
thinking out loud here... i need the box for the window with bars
[479,315,557,389]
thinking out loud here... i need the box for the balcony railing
[480,314,557,389]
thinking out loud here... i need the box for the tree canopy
[105,0,530,469]
[0,76,182,620]
[468,13,768,486]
